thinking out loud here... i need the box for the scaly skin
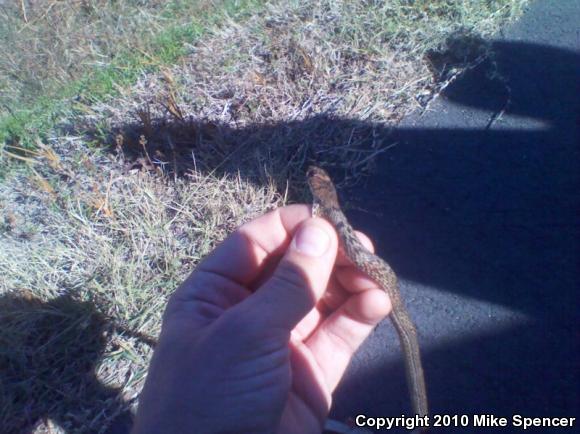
[307,166,429,430]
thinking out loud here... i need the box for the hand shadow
[0,293,140,434]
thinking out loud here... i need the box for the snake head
[306,165,340,208]
[306,165,331,181]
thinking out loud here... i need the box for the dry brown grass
[0,137,282,432]
[0,0,168,112]
[86,0,527,188]
[0,0,528,431]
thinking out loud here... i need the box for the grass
[0,140,283,432]
[0,0,265,147]
[0,0,528,432]
[85,0,527,187]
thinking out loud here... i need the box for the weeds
[0,0,266,146]
[87,0,528,188]
[0,0,528,431]
[0,138,282,432]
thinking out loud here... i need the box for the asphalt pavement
[330,1,580,432]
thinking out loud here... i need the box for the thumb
[246,217,338,330]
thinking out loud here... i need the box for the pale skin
[132,205,391,434]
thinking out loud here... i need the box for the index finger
[196,204,313,285]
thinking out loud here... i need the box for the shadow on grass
[102,39,577,431]
[331,40,579,430]
[0,293,145,433]
[5,36,578,432]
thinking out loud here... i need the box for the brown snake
[307,166,429,426]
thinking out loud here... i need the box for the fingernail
[292,223,330,257]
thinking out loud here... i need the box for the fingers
[334,230,375,266]
[293,266,385,342]
[195,204,312,286]
[294,231,380,339]
[317,231,378,313]
[320,229,376,308]
[244,217,338,330]
[171,205,312,312]
[305,288,391,391]
[173,201,382,340]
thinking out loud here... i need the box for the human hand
[132,205,391,434]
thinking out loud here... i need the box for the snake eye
[306,166,319,177]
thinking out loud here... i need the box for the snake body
[307,166,429,423]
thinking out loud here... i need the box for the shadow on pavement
[105,39,579,432]
[4,37,577,432]
[332,39,579,431]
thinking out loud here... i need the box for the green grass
[0,0,265,147]
[0,0,529,431]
